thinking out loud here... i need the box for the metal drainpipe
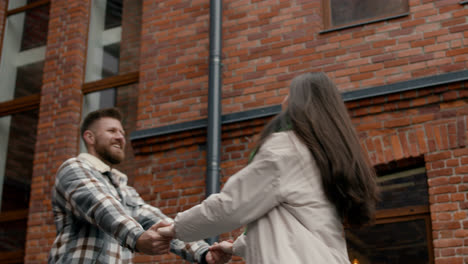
[206,0,222,245]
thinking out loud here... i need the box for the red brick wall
[349,82,467,165]
[138,0,211,129]
[25,0,91,263]
[426,148,468,264]
[137,0,467,130]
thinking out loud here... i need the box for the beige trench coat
[174,131,350,264]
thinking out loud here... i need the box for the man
[48,108,230,263]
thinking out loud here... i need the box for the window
[0,110,38,264]
[85,0,123,83]
[0,1,50,263]
[322,0,409,31]
[80,0,140,152]
[346,157,434,264]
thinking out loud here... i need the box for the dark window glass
[20,4,50,51]
[376,168,429,210]
[0,109,38,264]
[0,219,27,255]
[327,0,408,28]
[2,109,38,212]
[105,0,123,29]
[14,61,44,98]
[346,219,430,264]
[102,43,120,78]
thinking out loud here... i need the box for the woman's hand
[157,223,175,238]
[209,240,234,254]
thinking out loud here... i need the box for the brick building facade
[0,0,467,263]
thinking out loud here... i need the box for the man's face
[91,117,126,165]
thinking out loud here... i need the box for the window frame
[321,0,410,33]
[374,206,435,264]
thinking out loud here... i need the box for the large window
[346,158,434,264]
[322,0,409,30]
[0,1,50,262]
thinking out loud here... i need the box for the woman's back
[240,131,349,263]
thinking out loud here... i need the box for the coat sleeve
[54,159,144,251]
[174,137,283,242]
[125,186,210,263]
[232,234,247,257]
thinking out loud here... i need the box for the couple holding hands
[49,72,378,264]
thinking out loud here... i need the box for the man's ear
[83,130,95,146]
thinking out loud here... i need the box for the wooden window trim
[82,71,139,94]
[0,72,139,117]
[0,250,25,264]
[0,94,40,117]
[0,209,28,222]
[347,207,434,264]
[375,205,429,220]
[6,0,50,16]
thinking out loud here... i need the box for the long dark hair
[256,72,379,227]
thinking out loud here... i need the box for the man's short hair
[80,107,123,138]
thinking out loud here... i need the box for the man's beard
[95,142,124,165]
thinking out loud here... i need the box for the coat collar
[78,153,128,185]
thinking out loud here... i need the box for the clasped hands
[135,221,233,264]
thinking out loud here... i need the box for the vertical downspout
[206,0,222,244]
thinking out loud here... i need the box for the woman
[159,72,379,263]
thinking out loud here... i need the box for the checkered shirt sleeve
[124,186,210,263]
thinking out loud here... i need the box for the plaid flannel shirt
[48,153,209,264]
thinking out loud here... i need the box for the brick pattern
[349,82,467,166]
[137,0,467,130]
[138,0,211,129]
[25,0,91,263]
[426,148,468,264]
[323,0,468,90]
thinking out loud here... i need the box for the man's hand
[206,240,233,264]
[135,221,172,255]
[206,249,232,264]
